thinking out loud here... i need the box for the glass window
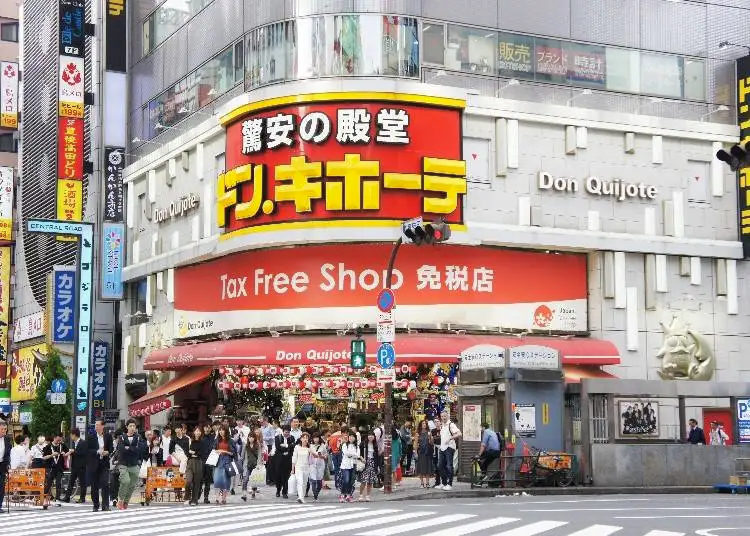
[565,42,606,89]
[1,22,18,42]
[605,48,640,94]
[446,26,496,75]
[144,0,211,55]
[131,280,148,324]
[234,41,244,83]
[497,32,534,80]
[641,53,683,99]
[382,16,419,77]
[683,58,705,101]
[534,37,567,84]
[0,133,16,153]
[246,21,295,88]
[422,23,444,65]
[196,46,235,107]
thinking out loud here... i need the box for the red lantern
[311,380,320,389]
[241,367,250,376]
[241,377,250,389]
[367,380,376,388]
[433,376,441,386]
[254,367,263,376]
[268,366,278,375]
[346,380,354,388]
[262,381,270,389]
[401,365,409,374]
[247,367,255,376]
[218,366,226,375]
[325,379,334,388]
[409,366,417,374]
[233,381,242,390]
[337,380,346,388]
[269,380,278,389]
[248,381,257,390]
[353,381,361,389]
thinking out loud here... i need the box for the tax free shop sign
[173,243,589,339]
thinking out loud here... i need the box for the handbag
[226,461,239,478]
[205,449,220,467]
[249,465,266,486]
[355,459,365,472]
[138,459,151,479]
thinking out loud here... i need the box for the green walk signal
[351,338,366,370]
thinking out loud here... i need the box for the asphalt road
[2,494,749,535]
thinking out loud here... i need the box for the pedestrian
[29,435,46,469]
[709,421,730,445]
[339,432,359,503]
[43,433,67,504]
[437,410,461,491]
[399,420,414,475]
[260,416,276,485]
[415,419,434,488]
[116,419,145,510]
[200,421,216,503]
[0,421,10,512]
[308,433,328,502]
[86,419,113,512]
[240,429,265,501]
[291,432,311,503]
[9,434,29,470]
[185,425,208,506]
[687,418,706,445]
[477,422,502,476]
[63,428,87,503]
[212,424,235,505]
[358,430,380,502]
[273,425,295,498]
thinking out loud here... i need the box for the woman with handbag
[139,435,163,481]
[308,433,327,501]
[184,426,208,506]
[357,430,379,501]
[211,425,235,505]
[241,430,266,501]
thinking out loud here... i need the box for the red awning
[143,334,619,370]
[128,367,212,417]
[563,364,617,383]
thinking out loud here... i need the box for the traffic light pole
[382,236,403,494]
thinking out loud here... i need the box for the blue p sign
[740,400,750,421]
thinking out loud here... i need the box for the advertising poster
[497,33,534,79]
[91,340,109,418]
[462,404,482,442]
[567,43,606,87]
[737,55,750,258]
[101,222,125,300]
[738,399,750,444]
[0,247,9,390]
[617,400,659,438]
[10,344,49,402]
[0,62,19,129]
[104,147,125,221]
[535,39,567,79]
[13,311,46,343]
[51,266,76,345]
[56,178,83,222]
[0,167,13,240]
[513,403,536,438]
[58,0,85,58]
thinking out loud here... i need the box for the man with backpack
[437,410,461,491]
[477,422,503,477]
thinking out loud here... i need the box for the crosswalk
[0,502,691,536]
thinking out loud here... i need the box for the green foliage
[29,349,72,438]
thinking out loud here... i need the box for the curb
[382,486,715,501]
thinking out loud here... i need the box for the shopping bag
[249,465,266,487]
[139,459,151,479]
[288,473,297,492]
[205,450,220,467]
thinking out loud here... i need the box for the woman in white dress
[290,432,311,503]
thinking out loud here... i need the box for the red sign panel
[219,95,466,235]
[173,244,588,338]
[57,117,84,180]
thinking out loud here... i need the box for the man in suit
[0,420,10,513]
[63,428,87,503]
[43,433,68,503]
[86,419,113,512]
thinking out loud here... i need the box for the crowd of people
[0,411,463,511]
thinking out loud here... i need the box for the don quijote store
[122,81,623,465]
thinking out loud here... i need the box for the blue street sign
[377,288,396,313]
[377,343,396,369]
[51,379,67,394]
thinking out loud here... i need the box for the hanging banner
[737,55,750,258]
[104,147,124,221]
[0,167,13,241]
[91,340,109,418]
[105,0,127,72]
[58,56,85,119]
[101,222,124,300]
[57,117,84,180]
[0,62,19,129]
[0,247,9,391]
[51,266,77,345]
[59,0,85,58]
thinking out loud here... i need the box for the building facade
[120,1,749,450]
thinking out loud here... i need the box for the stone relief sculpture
[655,316,715,381]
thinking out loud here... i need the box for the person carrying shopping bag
[184,426,208,506]
[211,425,236,505]
[241,430,267,501]
[291,432,311,503]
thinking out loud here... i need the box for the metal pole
[382,237,403,494]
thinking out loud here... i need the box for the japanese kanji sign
[56,178,83,231]
[217,93,467,236]
[566,44,606,87]
[59,0,85,58]
[173,244,588,339]
[57,117,84,180]
[91,340,109,418]
[103,147,124,222]
[0,247,9,390]
[58,55,85,119]
[0,62,19,129]
[737,55,750,258]
[101,222,124,300]
[10,344,49,402]
[52,266,76,344]
[0,167,13,241]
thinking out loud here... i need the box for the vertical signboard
[0,167,13,241]
[91,340,109,419]
[0,62,19,129]
[101,222,124,300]
[52,266,77,344]
[736,55,750,258]
[104,147,124,221]
[105,0,127,73]
[0,247,10,395]
[59,0,85,58]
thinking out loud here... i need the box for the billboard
[0,247,9,390]
[91,340,109,418]
[51,266,76,344]
[101,222,124,300]
[103,147,124,221]
[105,0,127,72]
[57,117,84,180]
[0,167,13,241]
[0,62,19,129]
[58,56,85,119]
[10,344,50,402]
[737,55,750,258]
[59,0,85,58]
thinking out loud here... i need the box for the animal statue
[655,316,715,381]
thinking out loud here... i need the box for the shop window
[246,21,295,88]
[641,53,683,99]
[605,47,640,94]
[0,133,17,153]
[1,22,18,43]
[565,42,606,89]
[534,37,567,84]
[196,46,234,107]
[446,25,496,75]
[422,22,445,65]
[382,16,419,77]
[683,59,706,101]
[497,32,533,80]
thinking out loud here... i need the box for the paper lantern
[409,380,417,390]
[268,366,278,375]
[409,366,417,374]
[337,380,347,388]
[367,380,376,388]
[234,381,242,390]
[400,365,409,374]
[325,379,334,388]
[248,381,257,390]
[241,367,250,376]
[269,380,278,389]
[433,376,441,386]
[241,377,250,389]
[218,366,226,375]
[354,381,361,389]
[311,380,320,389]
[262,381,270,389]
[303,379,312,389]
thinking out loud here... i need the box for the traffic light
[403,218,451,245]
[717,142,750,172]
[351,338,366,370]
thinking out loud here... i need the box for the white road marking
[565,525,623,536]
[241,508,402,535]
[641,531,686,536]
[696,530,746,535]
[489,521,569,536]
[521,507,745,513]
[616,515,750,520]
[356,513,476,535]
[425,517,520,536]
[286,511,429,536]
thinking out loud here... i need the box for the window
[130,279,148,325]
[683,59,706,101]
[605,48,640,94]
[196,46,235,107]
[447,26,496,75]
[143,0,211,55]
[0,133,16,153]
[246,21,294,88]
[641,53,683,99]
[497,32,534,80]
[565,42,606,88]
[382,16,419,77]
[534,38,567,84]
[422,23,445,65]
[1,22,18,43]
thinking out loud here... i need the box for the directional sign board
[51,379,67,393]
[377,288,395,313]
[377,343,396,369]
[377,367,396,384]
[376,310,395,343]
[27,219,94,414]
[50,392,66,405]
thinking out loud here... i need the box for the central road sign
[377,288,395,313]
[377,343,396,369]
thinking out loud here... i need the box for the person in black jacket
[43,433,68,503]
[0,420,11,513]
[115,419,146,510]
[86,419,114,512]
[200,421,217,503]
[184,425,208,505]
[273,425,295,498]
[63,428,87,503]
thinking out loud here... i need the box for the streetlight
[719,41,750,54]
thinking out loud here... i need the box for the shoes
[92,506,99,512]
[442,484,452,491]
[251,492,256,499]
[230,489,235,495]
[62,497,71,503]
[365,496,371,502]
[117,500,124,510]
[101,507,111,512]
[432,483,441,488]
[282,494,289,499]
[75,499,85,504]
[339,495,345,503]
[203,497,210,504]
[241,495,247,502]
[346,496,353,503]
[184,500,191,506]
[276,491,281,498]
[297,498,304,504]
